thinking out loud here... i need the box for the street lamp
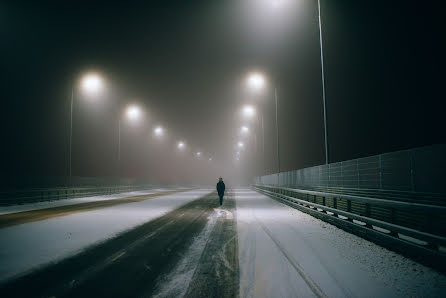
[178,141,185,149]
[317,0,329,164]
[196,151,202,157]
[271,0,283,8]
[69,72,104,183]
[238,142,244,148]
[80,73,103,95]
[247,72,265,91]
[241,126,249,134]
[125,105,141,121]
[242,105,256,119]
[264,0,329,164]
[245,72,280,177]
[153,126,164,137]
[118,104,143,178]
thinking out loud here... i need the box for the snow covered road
[235,188,446,298]
[0,188,211,282]
[0,188,445,297]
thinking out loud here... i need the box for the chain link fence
[254,144,446,194]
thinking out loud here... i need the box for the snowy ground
[235,188,446,298]
[0,187,184,215]
[0,188,212,282]
[2,187,445,297]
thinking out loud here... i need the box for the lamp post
[246,73,280,178]
[153,126,164,137]
[317,0,329,164]
[69,72,104,184]
[118,104,142,179]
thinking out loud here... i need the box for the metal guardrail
[0,185,156,206]
[255,144,446,194]
[253,184,446,272]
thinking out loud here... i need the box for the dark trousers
[218,194,224,206]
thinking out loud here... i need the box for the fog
[1,0,444,188]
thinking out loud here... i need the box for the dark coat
[216,181,226,196]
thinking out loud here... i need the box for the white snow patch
[235,188,446,298]
[0,188,177,215]
[0,189,212,283]
[152,211,219,297]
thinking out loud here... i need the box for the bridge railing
[255,144,446,194]
[253,184,446,272]
[0,176,194,206]
[253,144,446,271]
[0,184,158,206]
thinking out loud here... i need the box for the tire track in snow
[267,216,355,298]
[254,216,327,298]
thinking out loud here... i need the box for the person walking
[216,177,226,206]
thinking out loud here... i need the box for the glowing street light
[125,105,141,121]
[80,73,103,95]
[241,126,249,134]
[247,73,265,91]
[244,71,282,177]
[178,141,185,149]
[154,126,164,137]
[242,105,256,119]
[69,71,105,183]
[196,151,202,157]
[238,142,244,148]
[118,104,145,179]
[246,0,329,165]
[271,0,283,8]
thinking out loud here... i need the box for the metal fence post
[379,154,383,190]
[409,150,415,192]
[328,164,331,187]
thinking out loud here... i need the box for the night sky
[1,0,445,185]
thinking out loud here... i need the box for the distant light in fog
[196,152,201,157]
[208,157,212,161]
[178,141,185,149]
[271,0,284,9]
[154,126,164,137]
[80,72,103,95]
[247,73,265,91]
[242,105,256,118]
[241,126,249,134]
[126,105,141,121]
[238,142,244,148]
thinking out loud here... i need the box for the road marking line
[111,251,126,262]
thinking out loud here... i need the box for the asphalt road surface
[1,189,444,298]
[0,189,185,229]
[0,191,238,298]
